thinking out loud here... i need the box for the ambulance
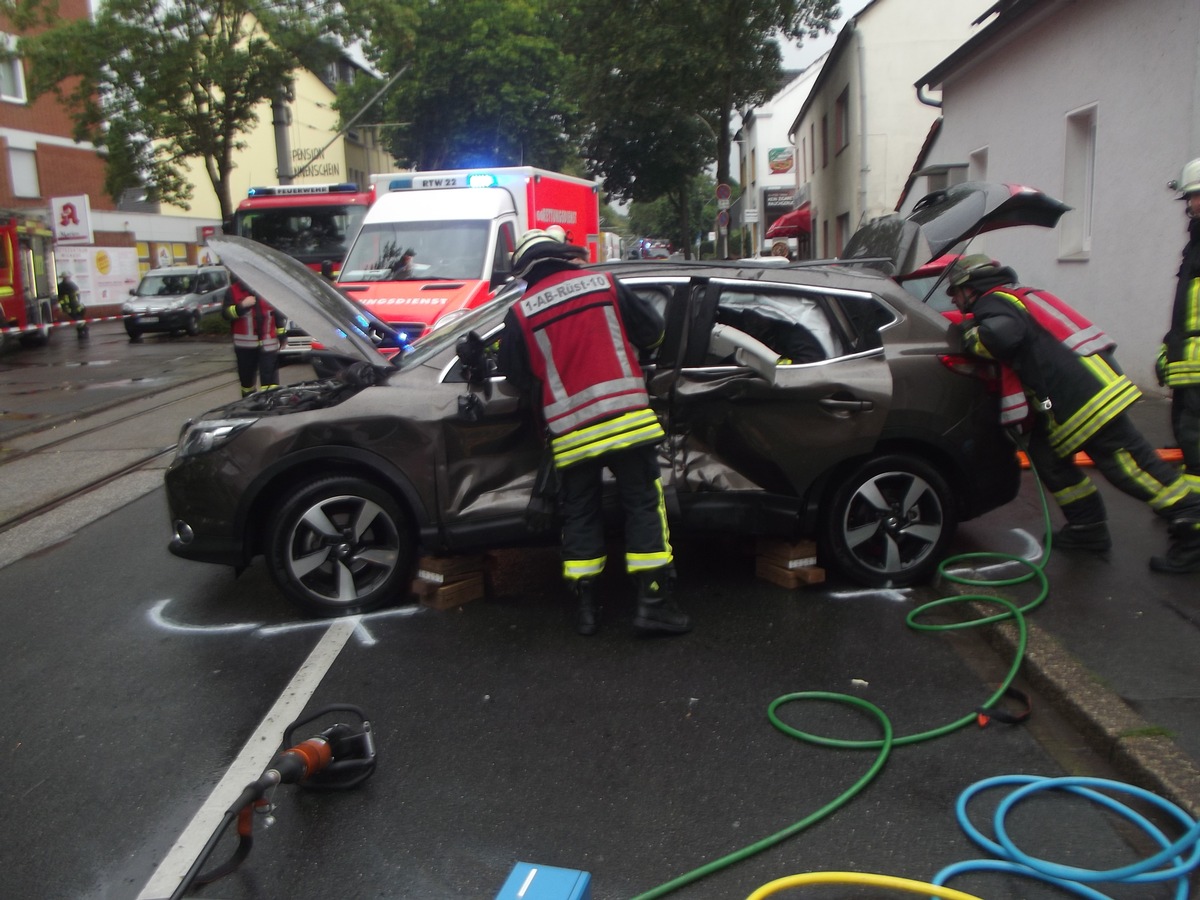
[337,167,601,343]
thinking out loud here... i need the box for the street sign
[716,183,731,201]
[717,210,730,227]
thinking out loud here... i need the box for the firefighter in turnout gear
[1158,157,1200,486]
[499,229,691,636]
[225,277,285,397]
[57,272,88,340]
[949,254,1200,573]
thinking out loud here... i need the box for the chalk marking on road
[942,528,1042,579]
[828,587,911,602]
[148,598,422,645]
[137,616,358,900]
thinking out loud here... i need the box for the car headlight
[176,417,256,458]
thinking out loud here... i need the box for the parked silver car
[123,265,229,341]
[165,225,1023,617]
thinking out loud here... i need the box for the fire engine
[0,211,57,349]
[338,166,601,343]
[227,182,374,356]
[228,182,374,276]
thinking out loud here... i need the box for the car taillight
[939,354,1001,392]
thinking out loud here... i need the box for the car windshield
[137,274,194,296]
[233,204,368,265]
[340,220,490,283]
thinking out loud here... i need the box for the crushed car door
[437,321,546,522]
[652,278,894,498]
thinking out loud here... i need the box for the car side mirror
[456,331,489,385]
[455,331,492,421]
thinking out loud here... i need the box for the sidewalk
[962,390,1200,816]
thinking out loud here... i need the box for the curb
[976,603,1200,817]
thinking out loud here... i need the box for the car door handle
[819,397,874,412]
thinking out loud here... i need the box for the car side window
[493,222,516,278]
[711,288,845,365]
[828,294,894,353]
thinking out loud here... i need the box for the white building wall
[910,0,1200,390]
[792,0,991,256]
[738,59,824,254]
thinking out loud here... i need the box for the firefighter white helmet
[512,228,587,278]
[1169,157,1200,198]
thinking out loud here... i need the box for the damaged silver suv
[167,194,1039,618]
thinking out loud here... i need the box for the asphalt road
[1,322,1198,900]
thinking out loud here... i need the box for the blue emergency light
[466,173,499,188]
[494,862,591,900]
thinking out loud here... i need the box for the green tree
[340,0,577,171]
[3,0,348,219]
[567,0,837,256]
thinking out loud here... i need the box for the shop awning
[765,203,811,237]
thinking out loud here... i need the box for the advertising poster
[55,246,141,310]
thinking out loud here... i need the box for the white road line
[136,616,358,900]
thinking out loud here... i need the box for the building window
[835,212,850,256]
[821,114,828,168]
[834,87,850,153]
[809,124,815,175]
[1060,104,1097,258]
[8,148,39,198]
[0,34,27,103]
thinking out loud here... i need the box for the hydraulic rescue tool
[169,704,376,899]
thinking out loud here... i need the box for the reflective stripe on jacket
[985,286,1115,425]
[510,268,664,467]
[1160,221,1200,387]
[226,283,283,352]
[964,284,1139,456]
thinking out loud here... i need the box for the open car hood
[207,235,399,369]
[841,181,1071,277]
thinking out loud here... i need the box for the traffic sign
[717,210,730,227]
[716,183,731,201]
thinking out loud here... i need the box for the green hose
[628,470,1055,900]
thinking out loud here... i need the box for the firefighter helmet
[512,228,587,278]
[1169,157,1200,198]
[946,254,1004,290]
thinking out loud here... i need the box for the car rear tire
[821,454,956,588]
[267,475,415,617]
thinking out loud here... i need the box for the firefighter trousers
[1171,385,1200,476]
[557,443,671,582]
[234,345,279,396]
[1028,411,1200,525]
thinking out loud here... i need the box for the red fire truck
[227,182,374,357]
[0,211,58,349]
[227,182,374,277]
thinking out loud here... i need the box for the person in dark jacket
[949,254,1200,574]
[498,229,690,636]
[1157,157,1200,486]
[225,277,285,397]
[58,272,88,341]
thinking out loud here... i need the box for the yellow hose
[745,871,985,899]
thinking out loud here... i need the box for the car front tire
[186,310,201,336]
[821,454,956,588]
[267,475,415,617]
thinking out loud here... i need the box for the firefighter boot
[1052,522,1111,553]
[1150,521,1200,574]
[572,578,600,636]
[633,570,692,636]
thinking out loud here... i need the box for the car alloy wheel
[267,475,414,617]
[822,454,956,587]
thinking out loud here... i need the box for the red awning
[765,203,811,237]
